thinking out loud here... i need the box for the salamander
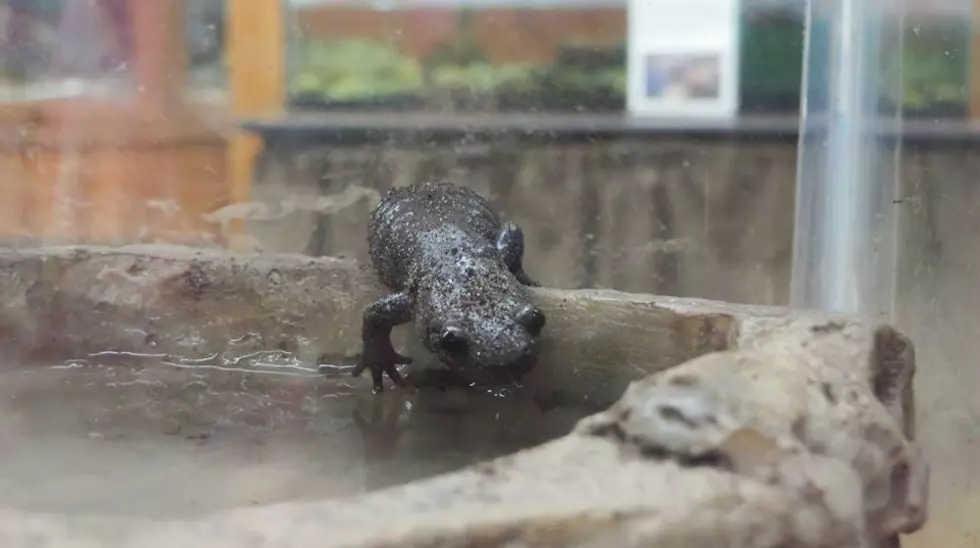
[352,181,545,392]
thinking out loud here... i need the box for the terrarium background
[284,3,968,117]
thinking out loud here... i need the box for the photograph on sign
[627,0,740,118]
[643,53,721,100]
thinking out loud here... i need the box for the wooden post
[226,0,286,241]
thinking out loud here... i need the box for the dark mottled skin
[351,181,546,393]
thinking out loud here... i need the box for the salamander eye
[516,305,546,336]
[439,325,468,356]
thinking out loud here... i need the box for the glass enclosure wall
[0,0,975,544]
[894,2,979,546]
[793,0,976,545]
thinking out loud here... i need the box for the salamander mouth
[502,350,538,379]
[453,347,540,386]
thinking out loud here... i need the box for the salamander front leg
[352,292,413,393]
[496,221,540,287]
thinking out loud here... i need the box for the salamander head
[415,257,546,383]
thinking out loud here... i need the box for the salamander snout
[504,341,539,378]
[473,339,539,385]
[425,300,546,384]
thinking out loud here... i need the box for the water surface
[0,357,586,518]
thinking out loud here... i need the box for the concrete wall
[249,136,798,306]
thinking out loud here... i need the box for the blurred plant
[290,39,425,101]
[287,29,626,110]
[881,20,968,113]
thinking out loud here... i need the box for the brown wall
[293,6,626,63]
[0,102,232,246]
[0,143,228,245]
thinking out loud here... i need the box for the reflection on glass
[792,0,905,315]
[184,0,226,98]
[0,0,135,102]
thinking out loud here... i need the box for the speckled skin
[351,181,545,392]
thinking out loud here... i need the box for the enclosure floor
[0,361,579,518]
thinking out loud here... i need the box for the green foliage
[888,22,969,111]
[288,37,626,108]
[289,39,425,100]
[430,62,538,93]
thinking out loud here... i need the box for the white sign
[627,0,741,118]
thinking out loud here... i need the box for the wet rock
[0,348,926,547]
[577,348,927,543]
[0,245,925,547]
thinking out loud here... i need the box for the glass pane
[795,0,979,545]
[896,2,977,545]
[0,0,963,545]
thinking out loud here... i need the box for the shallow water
[0,358,587,518]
